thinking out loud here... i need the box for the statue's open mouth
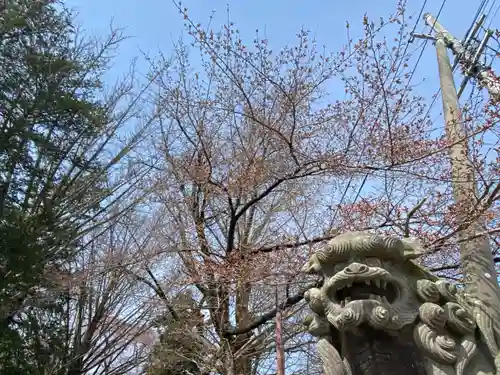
[335,279,399,306]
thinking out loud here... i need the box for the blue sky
[64,0,500,269]
[61,1,499,370]
[64,0,498,109]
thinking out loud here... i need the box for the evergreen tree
[0,1,145,372]
[147,291,206,375]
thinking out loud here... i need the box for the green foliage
[147,291,206,375]
[0,0,130,372]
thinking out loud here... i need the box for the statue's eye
[364,257,381,267]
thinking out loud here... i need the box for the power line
[402,0,429,62]
[485,0,499,29]
[453,1,490,75]
[464,0,489,42]
[423,11,500,99]
[413,0,449,125]
[423,0,499,120]
[408,0,447,89]
[332,0,448,224]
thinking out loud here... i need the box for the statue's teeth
[382,296,389,304]
[346,281,353,288]
[340,300,345,307]
[369,294,378,301]
[380,280,387,289]
[365,280,370,286]
[345,297,351,303]
[374,280,380,288]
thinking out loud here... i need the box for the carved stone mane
[302,231,498,375]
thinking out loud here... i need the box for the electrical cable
[424,0,498,140]
[485,1,500,68]
[414,0,449,123]
[407,0,447,98]
[485,0,498,29]
[453,0,489,75]
[329,0,452,234]
[393,0,429,77]
[463,0,489,42]
[332,0,447,224]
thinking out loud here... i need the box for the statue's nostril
[345,262,368,274]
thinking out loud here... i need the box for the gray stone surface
[302,231,497,375]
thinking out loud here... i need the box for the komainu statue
[302,231,497,375]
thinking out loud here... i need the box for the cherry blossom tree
[132,1,500,373]
[115,1,500,374]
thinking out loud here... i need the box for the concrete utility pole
[424,26,500,334]
[424,12,500,101]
